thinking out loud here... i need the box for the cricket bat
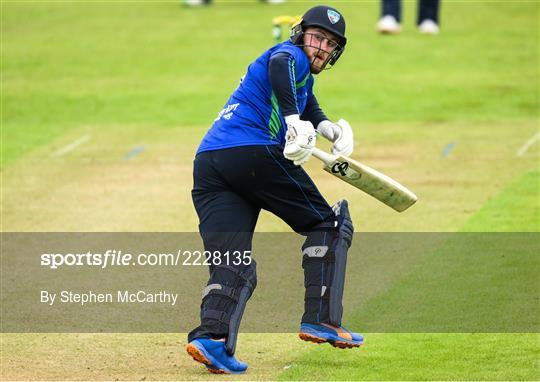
[312,147,417,212]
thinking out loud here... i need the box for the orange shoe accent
[186,344,212,367]
[208,368,227,374]
[321,323,353,341]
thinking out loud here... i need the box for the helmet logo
[327,10,340,24]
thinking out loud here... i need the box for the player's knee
[303,199,354,248]
[301,200,354,271]
[333,199,354,246]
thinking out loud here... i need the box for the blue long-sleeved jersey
[197,41,322,154]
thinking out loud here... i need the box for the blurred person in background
[377,0,441,34]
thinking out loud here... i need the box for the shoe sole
[298,332,362,349]
[186,343,228,374]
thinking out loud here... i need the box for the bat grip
[312,147,337,166]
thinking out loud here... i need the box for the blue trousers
[188,145,334,342]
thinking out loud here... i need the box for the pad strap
[201,309,229,324]
[202,284,239,303]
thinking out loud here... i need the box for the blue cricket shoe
[299,323,364,349]
[185,338,248,374]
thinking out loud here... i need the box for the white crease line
[516,132,540,157]
[51,134,91,157]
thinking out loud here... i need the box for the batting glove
[317,119,354,157]
[283,114,316,166]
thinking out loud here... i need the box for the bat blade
[313,149,417,212]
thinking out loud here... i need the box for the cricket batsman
[186,5,363,374]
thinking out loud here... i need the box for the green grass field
[1,0,539,380]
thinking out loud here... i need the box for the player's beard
[304,44,333,74]
[309,53,331,74]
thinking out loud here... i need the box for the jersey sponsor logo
[327,10,341,24]
[214,103,240,122]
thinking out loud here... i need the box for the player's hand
[317,119,354,156]
[283,115,316,166]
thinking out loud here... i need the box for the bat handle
[312,147,337,166]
